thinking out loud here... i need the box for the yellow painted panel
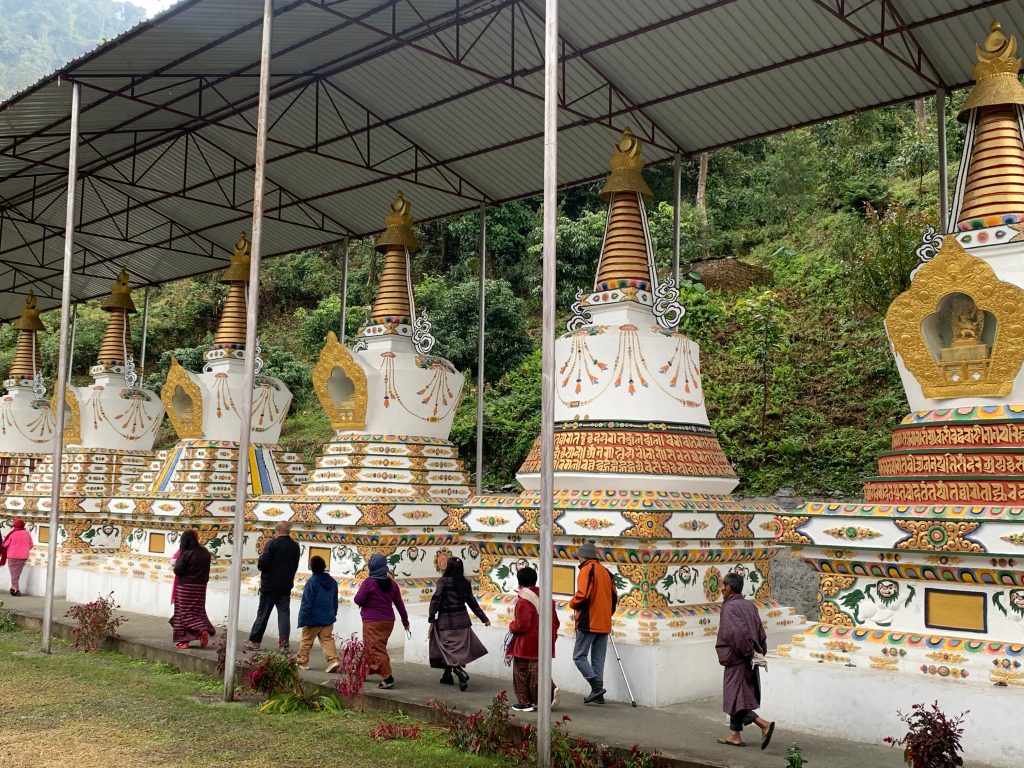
[149,532,166,554]
[925,589,986,633]
[552,564,576,596]
[37,525,49,544]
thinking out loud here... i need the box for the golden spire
[96,269,137,369]
[213,233,251,349]
[955,22,1024,229]
[959,21,1024,118]
[9,291,44,381]
[369,193,417,325]
[594,129,655,290]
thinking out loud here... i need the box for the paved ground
[5,594,946,768]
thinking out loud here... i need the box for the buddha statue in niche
[936,292,993,384]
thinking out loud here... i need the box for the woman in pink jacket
[2,519,33,596]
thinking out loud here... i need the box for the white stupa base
[403,604,802,708]
[0,557,66,598]
[62,566,404,651]
[763,656,1024,768]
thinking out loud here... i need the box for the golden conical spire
[959,21,1024,118]
[9,291,44,381]
[96,269,136,370]
[369,193,417,325]
[213,233,251,349]
[955,22,1024,230]
[594,130,655,291]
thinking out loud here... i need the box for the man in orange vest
[569,540,618,704]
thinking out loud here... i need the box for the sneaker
[511,703,536,713]
[325,661,340,674]
[243,641,261,652]
[551,687,561,710]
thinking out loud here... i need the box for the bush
[64,593,126,652]
[244,650,341,714]
[244,650,296,697]
[884,701,967,768]
[334,633,370,706]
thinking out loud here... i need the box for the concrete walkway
[5,595,967,768]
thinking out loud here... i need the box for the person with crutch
[569,540,617,704]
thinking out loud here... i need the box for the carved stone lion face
[877,580,899,599]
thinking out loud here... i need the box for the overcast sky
[131,0,176,18]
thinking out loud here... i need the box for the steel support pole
[223,0,274,702]
[475,204,487,495]
[139,286,151,379]
[41,82,81,654]
[936,87,949,232]
[339,235,350,343]
[537,0,558,765]
[672,152,681,285]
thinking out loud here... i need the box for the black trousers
[730,709,758,732]
[248,591,291,644]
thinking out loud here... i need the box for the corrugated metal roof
[0,0,1014,318]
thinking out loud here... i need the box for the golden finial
[375,192,420,253]
[101,268,136,313]
[959,20,1024,119]
[13,290,44,331]
[220,231,252,283]
[599,128,653,201]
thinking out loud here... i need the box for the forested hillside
[0,6,966,497]
[0,0,146,99]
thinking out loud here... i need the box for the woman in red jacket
[2,519,34,596]
[506,566,560,713]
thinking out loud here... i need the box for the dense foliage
[0,0,146,99]
[0,8,969,497]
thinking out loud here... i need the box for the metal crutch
[609,637,637,707]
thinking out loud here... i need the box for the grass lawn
[0,628,501,768]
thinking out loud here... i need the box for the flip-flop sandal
[175,642,190,649]
[761,722,776,750]
[716,739,746,747]
[378,680,395,689]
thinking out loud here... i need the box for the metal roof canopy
[0,0,1016,320]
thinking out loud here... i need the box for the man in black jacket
[244,521,301,651]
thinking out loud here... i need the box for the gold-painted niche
[50,386,81,445]
[161,358,204,438]
[887,238,1024,398]
[312,331,368,431]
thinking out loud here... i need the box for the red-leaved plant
[369,721,422,742]
[428,692,660,767]
[64,592,126,652]
[335,633,369,706]
[884,701,967,768]
[244,651,296,697]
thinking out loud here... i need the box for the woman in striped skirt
[170,529,216,649]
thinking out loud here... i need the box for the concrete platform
[0,594,962,768]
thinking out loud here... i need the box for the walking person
[297,555,340,672]
[715,571,775,750]
[506,566,560,713]
[169,529,216,649]
[354,553,410,689]
[428,557,489,691]
[2,519,33,596]
[569,540,617,704]
[244,521,300,651]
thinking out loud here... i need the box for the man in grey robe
[714,571,776,749]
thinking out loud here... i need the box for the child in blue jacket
[297,556,340,672]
